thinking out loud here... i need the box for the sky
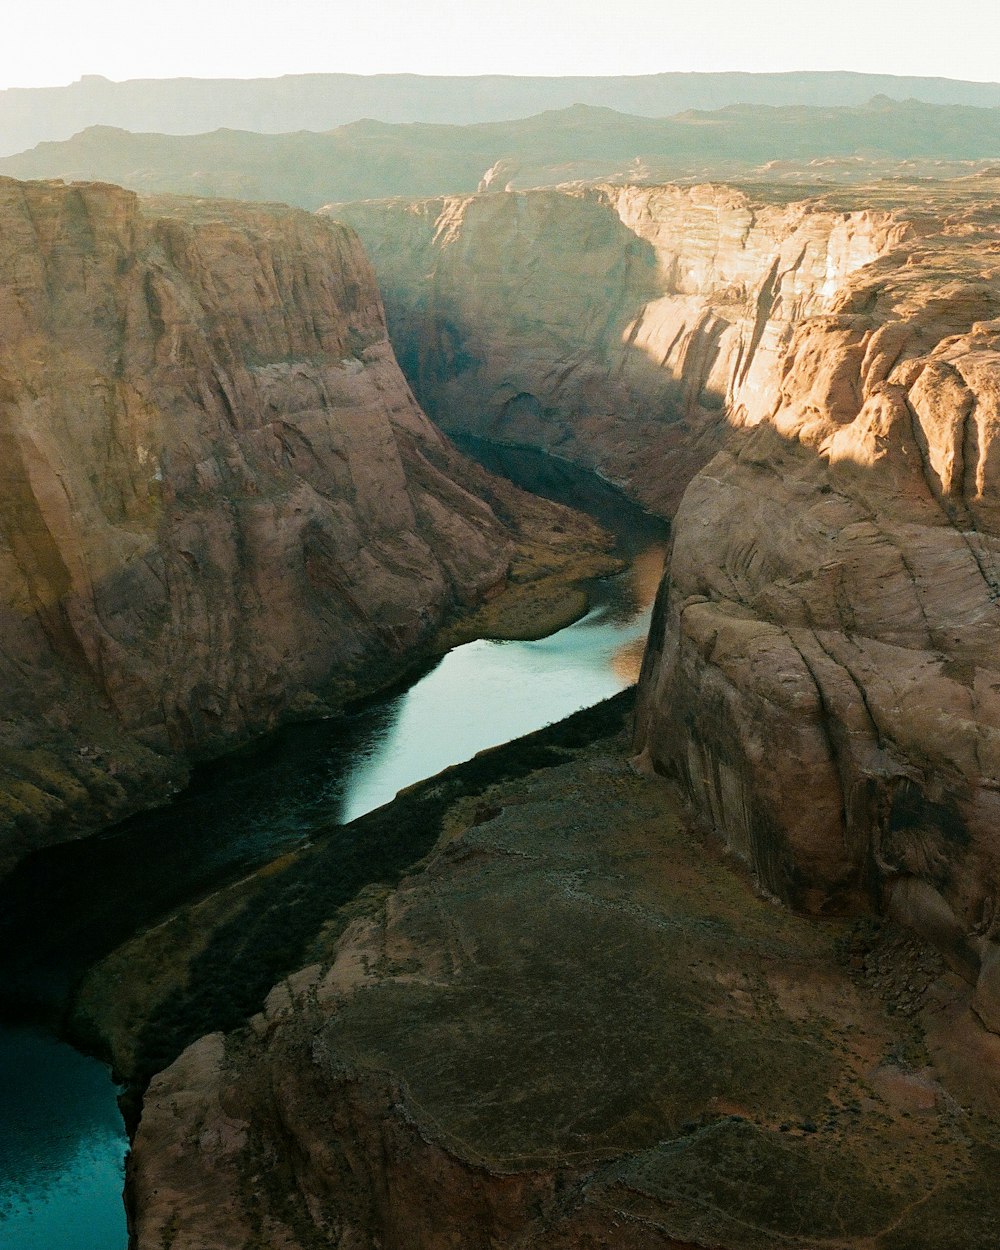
[4,0,1000,90]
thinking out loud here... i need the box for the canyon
[4,145,1000,1246]
[85,173,1000,1247]
[339,177,1000,1019]
[0,177,610,875]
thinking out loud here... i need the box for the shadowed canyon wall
[336,181,1000,1024]
[332,185,909,514]
[0,178,535,872]
[110,180,1000,1248]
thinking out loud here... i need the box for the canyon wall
[332,184,908,513]
[337,180,1000,1022]
[635,191,1000,1027]
[122,182,1000,1246]
[0,178,530,872]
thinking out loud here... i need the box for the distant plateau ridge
[2,68,1000,157]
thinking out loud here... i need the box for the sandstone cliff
[0,179,544,872]
[128,700,1000,1250]
[635,184,1000,1030]
[337,179,1000,1027]
[332,184,909,513]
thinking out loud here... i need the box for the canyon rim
[3,39,1000,1250]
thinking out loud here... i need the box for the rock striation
[120,178,1000,1245]
[338,178,1000,1026]
[634,185,1000,1025]
[0,178,544,872]
[332,184,908,514]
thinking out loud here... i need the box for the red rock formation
[0,179,520,871]
[636,188,1000,1026]
[332,184,908,514]
[337,178,1000,1026]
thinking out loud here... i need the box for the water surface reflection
[0,439,668,1250]
[342,552,662,820]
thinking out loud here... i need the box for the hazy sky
[5,0,1000,89]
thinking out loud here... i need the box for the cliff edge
[0,179,572,872]
[635,180,1000,1031]
[129,701,1000,1249]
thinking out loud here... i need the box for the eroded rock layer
[129,702,1000,1250]
[332,183,909,513]
[634,185,1000,1028]
[0,178,529,870]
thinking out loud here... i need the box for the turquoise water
[0,441,666,1250]
[0,1027,126,1250]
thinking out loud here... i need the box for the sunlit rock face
[332,184,906,514]
[116,178,1000,1248]
[635,190,1000,1029]
[338,178,1000,1025]
[0,178,518,871]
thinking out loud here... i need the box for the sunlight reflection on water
[341,553,663,822]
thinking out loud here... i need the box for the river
[0,442,667,1250]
